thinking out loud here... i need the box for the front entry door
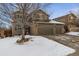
[25,27,31,35]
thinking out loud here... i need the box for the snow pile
[0,35,75,56]
[49,20,65,24]
[66,32,79,36]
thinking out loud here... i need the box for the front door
[25,27,31,35]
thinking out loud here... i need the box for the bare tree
[0,3,43,42]
[0,3,48,43]
[0,4,16,29]
[14,3,42,42]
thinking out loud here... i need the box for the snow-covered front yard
[66,32,79,36]
[0,35,75,56]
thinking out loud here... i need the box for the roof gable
[31,9,49,16]
[53,13,77,20]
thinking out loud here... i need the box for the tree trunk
[21,6,25,40]
[22,27,25,40]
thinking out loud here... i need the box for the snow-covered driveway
[0,35,75,56]
[66,32,79,36]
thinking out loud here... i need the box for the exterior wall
[12,22,22,35]
[31,21,38,35]
[70,27,79,32]
[0,28,13,38]
[12,11,28,35]
[0,29,5,38]
[31,23,65,35]
[31,10,49,22]
[55,13,77,32]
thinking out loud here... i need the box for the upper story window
[20,16,22,18]
[70,16,74,19]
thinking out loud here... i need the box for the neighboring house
[0,28,12,38]
[4,29,12,37]
[53,13,79,32]
[0,29,5,38]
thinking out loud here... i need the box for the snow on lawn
[66,32,79,36]
[0,35,75,56]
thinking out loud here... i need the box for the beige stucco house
[12,9,65,36]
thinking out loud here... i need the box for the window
[17,15,19,18]
[20,16,22,18]
[15,24,21,30]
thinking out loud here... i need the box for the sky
[1,3,79,28]
[43,3,79,19]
